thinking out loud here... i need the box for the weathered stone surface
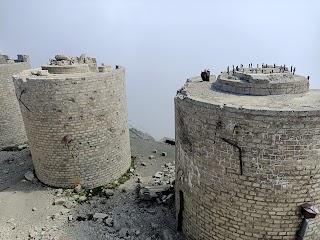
[139,184,170,201]
[0,54,30,149]
[175,67,320,240]
[13,55,131,189]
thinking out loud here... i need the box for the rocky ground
[0,129,185,240]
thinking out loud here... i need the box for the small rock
[32,207,37,211]
[73,194,80,200]
[52,213,60,220]
[60,209,70,215]
[104,217,113,227]
[161,152,167,156]
[153,149,158,153]
[29,231,37,238]
[135,229,141,236]
[146,209,156,214]
[55,55,71,61]
[129,168,134,173]
[93,213,108,220]
[63,201,74,209]
[78,196,87,202]
[113,218,122,231]
[151,223,159,230]
[118,228,128,238]
[68,215,73,221]
[128,229,137,236]
[154,172,163,178]
[24,171,36,182]
[137,178,141,183]
[161,229,174,240]
[141,162,147,166]
[54,198,66,205]
[164,193,174,202]
[103,189,114,197]
[17,144,28,150]
[149,155,154,159]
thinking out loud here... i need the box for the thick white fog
[1,0,319,139]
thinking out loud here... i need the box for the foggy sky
[1,0,319,139]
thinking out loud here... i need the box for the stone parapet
[215,65,309,95]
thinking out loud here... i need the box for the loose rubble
[0,132,185,240]
[24,171,37,182]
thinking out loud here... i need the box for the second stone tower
[13,55,131,188]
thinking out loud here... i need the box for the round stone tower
[0,54,30,149]
[175,64,320,239]
[13,54,131,188]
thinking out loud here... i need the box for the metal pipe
[297,218,308,240]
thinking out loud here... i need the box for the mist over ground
[1,0,319,139]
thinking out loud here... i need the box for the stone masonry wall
[13,67,131,188]
[215,76,309,96]
[0,61,30,148]
[175,96,320,240]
